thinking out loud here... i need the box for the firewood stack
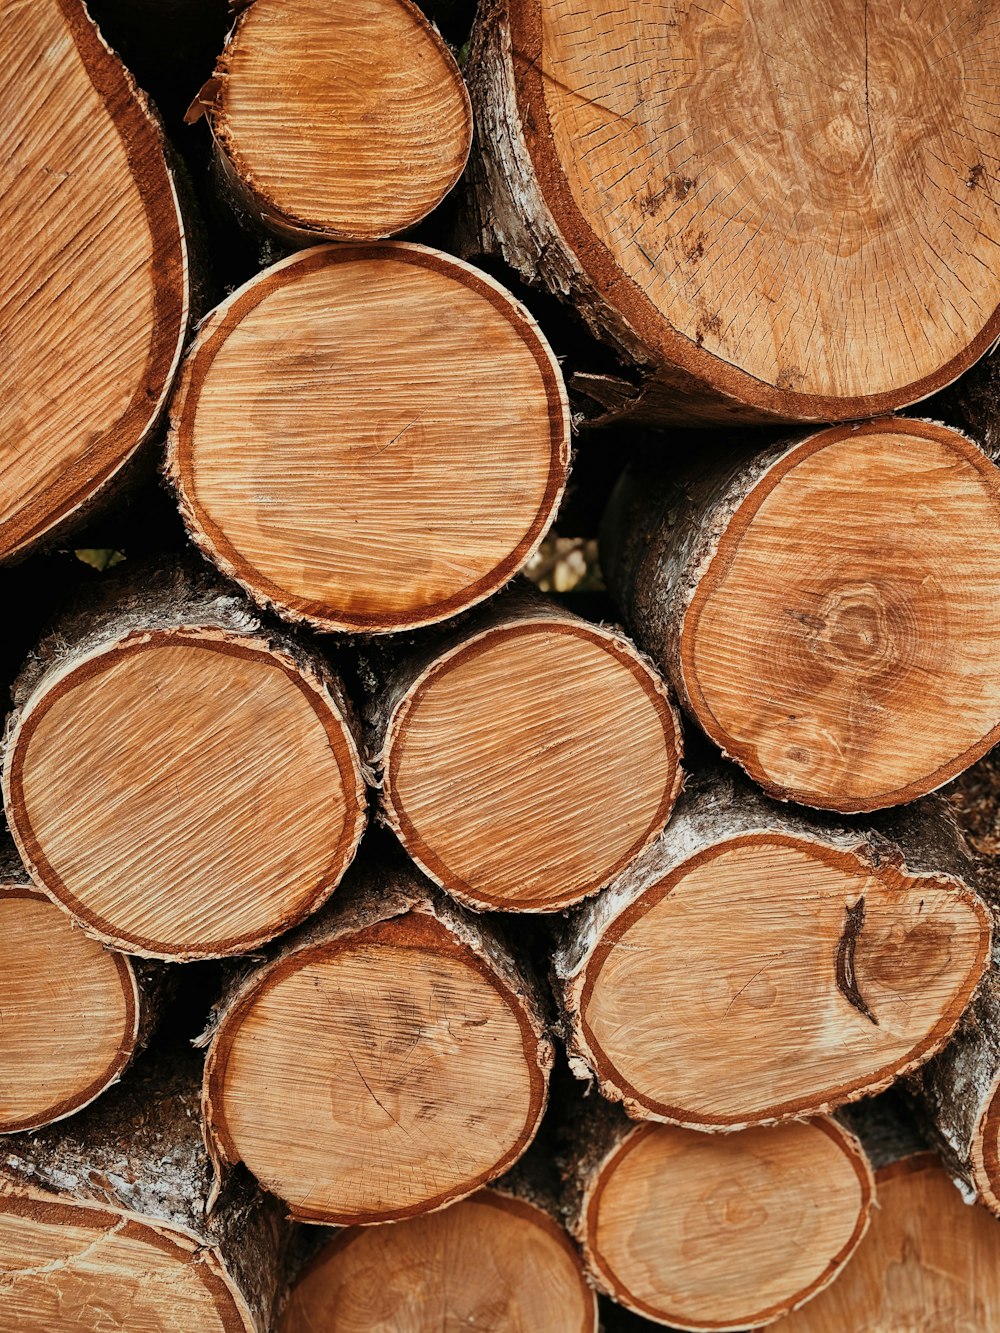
[4,0,1000,1328]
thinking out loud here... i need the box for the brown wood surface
[203,862,554,1227]
[464,0,1000,424]
[1,0,188,560]
[193,0,472,243]
[167,242,570,633]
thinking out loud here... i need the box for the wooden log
[2,562,366,960]
[278,1184,597,1331]
[187,0,472,244]
[0,1046,288,1331]
[166,241,570,633]
[562,1098,872,1330]
[462,1,1000,426]
[202,861,554,1226]
[2,0,188,562]
[554,765,991,1130]
[0,844,170,1133]
[779,1099,1000,1331]
[905,752,1000,1215]
[602,417,1000,811]
[372,589,682,912]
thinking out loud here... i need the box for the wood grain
[466,0,1000,423]
[1,0,187,559]
[378,596,682,911]
[167,243,570,633]
[280,1190,597,1332]
[200,0,472,242]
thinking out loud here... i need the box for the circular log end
[576,831,990,1127]
[209,0,472,242]
[3,628,366,959]
[0,886,138,1133]
[0,0,187,560]
[778,1154,1000,1330]
[205,910,550,1224]
[508,1,1000,419]
[384,618,682,911]
[167,242,570,633]
[280,1189,597,1331]
[680,420,1000,809]
[579,1117,872,1330]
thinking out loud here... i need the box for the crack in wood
[836,896,879,1025]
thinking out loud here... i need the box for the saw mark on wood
[836,896,879,1025]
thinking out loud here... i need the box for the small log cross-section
[464,1,1000,425]
[2,563,366,960]
[374,591,682,912]
[555,767,991,1129]
[202,863,554,1226]
[777,1145,1000,1329]
[193,0,472,243]
[0,1048,289,1332]
[602,418,1000,811]
[2,0,188,560]
[279,1187,597,1331]
[0,847,169,1134]
[563,1100,872,1330]
[167,242,570,634]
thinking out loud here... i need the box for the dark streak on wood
[837,897,879,1026]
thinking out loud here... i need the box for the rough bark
[0,1044,289,1331]
[906,752,1000,1214]
[1,557,367,960]
[554,763,991,1129]
[368,584,682,912]
[601,417,1000,811]
[202,857,555,1225]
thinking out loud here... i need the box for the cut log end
[383,615,682,911]
[474,0,1000,422]
[280,1190,597,1331]
[777,1154,1000,1330]
[561,779,991,1128]
[205,906,551,1225]
[206,0,472,242]
[0,1190,254,1333]
[167,242,570,633]
[0,886,138,1133]
[1,0,187,560]
[3,627,366,959]
[577,1117,872,1330]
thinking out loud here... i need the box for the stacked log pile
[4,1,1000,1329]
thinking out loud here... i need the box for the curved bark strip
[203,862,554,1226]
[602,418,1000,811]
[464,0,1000,426]
[906,753,1000,1215]
[562,1098,872,1330]
[777,1149,1000,1331]
[0,847,170,1134]
[0,1048,289,1332]
[555,767,991,1130]
[2,562,367,960]
[373,589,682,912]
[190,0,472,244]
[279,1186,597,1331]
[1,0,188,560]
[166,242,570,634]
